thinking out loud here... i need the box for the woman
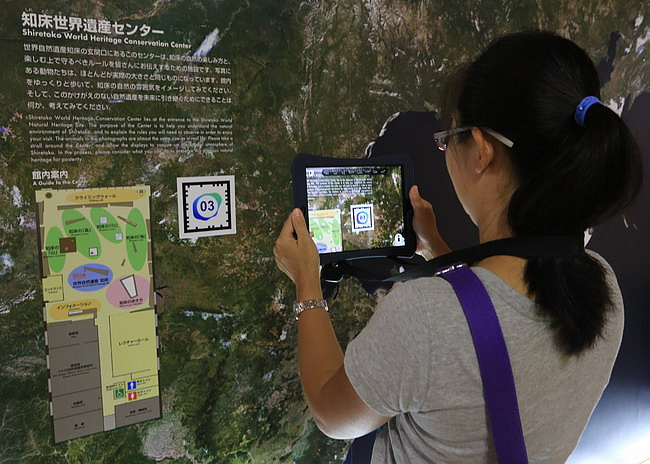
[273,31,642,463]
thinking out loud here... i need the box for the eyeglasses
[433,126,514,152]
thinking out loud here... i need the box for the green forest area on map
[0,0,647,462]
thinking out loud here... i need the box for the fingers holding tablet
[273,208,320,286]
[409,185,451,260]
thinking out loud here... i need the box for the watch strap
[293,299,328,320]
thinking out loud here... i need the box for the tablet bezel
[291,153,416,265]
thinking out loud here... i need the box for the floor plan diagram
[36,185,161,443]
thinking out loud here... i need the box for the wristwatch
[293,299,328,320]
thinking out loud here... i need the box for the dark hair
[442,31,643,356]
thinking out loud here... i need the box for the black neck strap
[386,236,584,282]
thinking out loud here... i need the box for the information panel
[35,185,160,443]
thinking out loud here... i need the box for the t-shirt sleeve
[344,281,432,417]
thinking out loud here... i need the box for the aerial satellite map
[0,0,647,462]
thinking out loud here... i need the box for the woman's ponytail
[445,31,643,355]
[524,255,611,355]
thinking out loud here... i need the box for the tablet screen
[305,165,406,254]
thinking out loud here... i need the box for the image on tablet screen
[305,166,405,254]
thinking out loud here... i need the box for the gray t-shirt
[344,253,624,463]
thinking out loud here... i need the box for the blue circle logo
[356,211,369,225]
[192,193,222,221]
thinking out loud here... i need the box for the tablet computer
[291,153,416,265]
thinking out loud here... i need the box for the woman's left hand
[273,209,321,292]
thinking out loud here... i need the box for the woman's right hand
[409,185,451,260]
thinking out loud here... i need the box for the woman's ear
[470,127,496,174]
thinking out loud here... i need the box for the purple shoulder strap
[436,263,528,464]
